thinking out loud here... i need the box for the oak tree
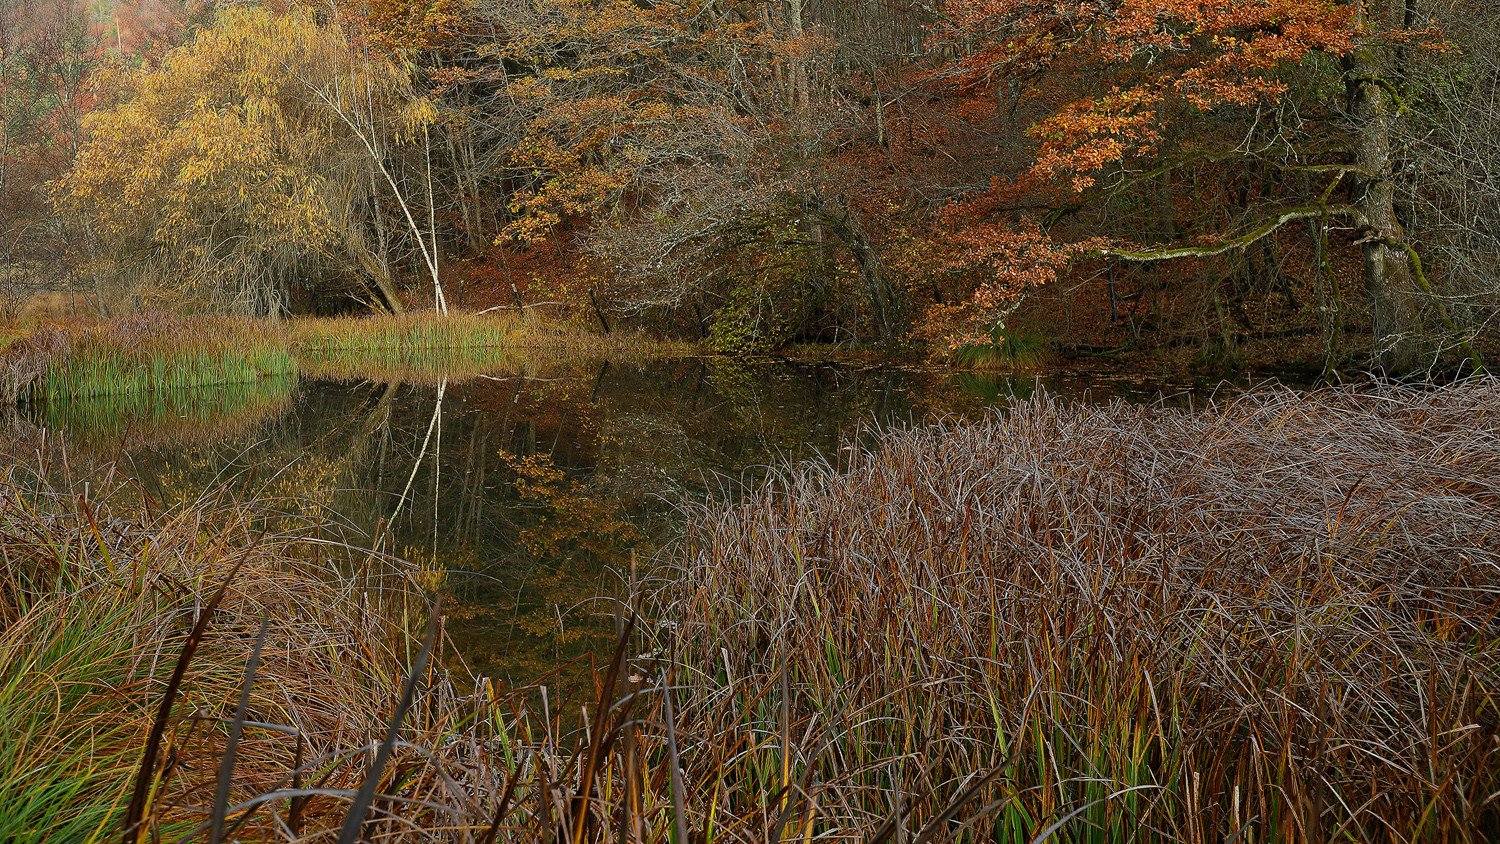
[931,0,1452,369]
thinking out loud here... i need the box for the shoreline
[0,312,694,402]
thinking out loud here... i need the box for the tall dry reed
[661,380,1500,842]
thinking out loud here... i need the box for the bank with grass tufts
[0,311,686,402]
[947,325,1055,370]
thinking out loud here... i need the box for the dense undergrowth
[2,381,1497,841]
[0,312,681,401]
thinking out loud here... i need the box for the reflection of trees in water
[45,359,998,683]
[3,358,1218,690]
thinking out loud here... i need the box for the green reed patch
[0,312,294,402]
[39,375,295,453]
[0,574,146,844]
[47,339,294,399]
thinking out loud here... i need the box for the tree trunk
[372,272,406,316]
[344,210,405,316]
[1347,0,1425,371]
[364,164,404,315]
[823,201,899,344]
[786,0,813,156]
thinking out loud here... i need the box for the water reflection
[20,358,1202,684]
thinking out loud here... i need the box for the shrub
[949,325,1054,369]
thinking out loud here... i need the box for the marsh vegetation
[2,369,1496,842]
[665,382,1500,840]
[0,311,679,403]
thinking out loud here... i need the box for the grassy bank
[0,311,688,401]
[0,312,294,402]
[6,382,1498,841]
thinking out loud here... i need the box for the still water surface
[32,357,1203,684]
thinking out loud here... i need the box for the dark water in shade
[23,357,1209,686]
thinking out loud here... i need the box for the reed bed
[948,326,1055,370]
[661,379,1500,842]
[293,341,588,385]
[0,312,293,402]
[0,311,686,402]
[291,312,688,383]
[292,310,542,354]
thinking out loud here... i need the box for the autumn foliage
[55,7,430,313]
[1,0,1493,368]
[925,0,1438,345]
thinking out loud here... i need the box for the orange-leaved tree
[931,0,1460,370]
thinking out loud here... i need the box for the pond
[22,356,1208,688]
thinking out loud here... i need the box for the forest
[0,0,1494,371]
[0,0,1498,842]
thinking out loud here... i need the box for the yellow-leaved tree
[56,7,439,315]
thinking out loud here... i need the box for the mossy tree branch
[1099,205,1359,262]
[1385,238,1486,371]
[1042,154,1367,229]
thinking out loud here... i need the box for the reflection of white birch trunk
[392,378,446,524]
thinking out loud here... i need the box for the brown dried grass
[663,379,1500,842]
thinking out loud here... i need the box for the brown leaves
[925,0,1432,339]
